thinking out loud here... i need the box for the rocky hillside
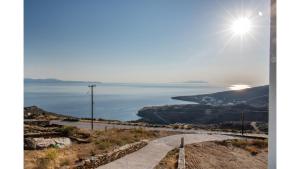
[24,106,77,120]
[137,104,268,125]
[137,86,269,125]
[172,85,269,107]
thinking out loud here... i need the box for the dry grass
[155,139,268,169]
[216,139,268,156]
[154,148,179,169]
[33,148,59,169]
[185,140,268,169]
[25,127,178,169]
[92,128,160,151]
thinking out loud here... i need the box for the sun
[230,17,252,36]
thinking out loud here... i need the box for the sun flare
[229,84,250,91]
[230,17,252,36]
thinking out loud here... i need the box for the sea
[24,82,226,121]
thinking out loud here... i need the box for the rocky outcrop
[24,119,50,126]
[137,104,268,125]
[24,137,72,150]
[24,106,77,120]
[75,140,148,169]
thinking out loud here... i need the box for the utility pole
[88,84,96,130]
[241,111,244,136]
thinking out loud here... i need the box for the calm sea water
[24,82,226,121]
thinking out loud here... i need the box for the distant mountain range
[24,78,101,84]
[137,85,269,125]
[180,80,208,83]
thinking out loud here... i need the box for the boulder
[24,137,71,150]
[53,137,72,148]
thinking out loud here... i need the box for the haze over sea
[24,81,226,121]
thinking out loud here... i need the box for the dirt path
[96,134,234,169]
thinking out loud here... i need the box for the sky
[25,0,270,87]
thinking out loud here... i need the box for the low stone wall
[75,140,148,169]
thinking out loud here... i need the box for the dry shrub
[230,139,268,156]
[252,139,268,148]
[232,139,248,148]
[245,146,259,156]
[95,140,111,150]
[215,140,229,146]
[131,127,157,138]
[56,126,77,136]
[35,149,58,169]
[36,158,52,169]
[45,149,58,161]
[60,158,71,166]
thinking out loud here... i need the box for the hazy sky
[25,0,270,86]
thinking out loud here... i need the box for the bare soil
[155,139,268,169]
[185,139,268,169]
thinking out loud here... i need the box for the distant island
[181,80,208,83]
[24,78,101,84]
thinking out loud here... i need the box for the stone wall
[75,140,148,169]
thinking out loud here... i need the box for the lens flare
[230,17,252,36]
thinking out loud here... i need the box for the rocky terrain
[24,106,78,120]
[137,86,269,133]
[138,104,268,124]
[24,106,179,169]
